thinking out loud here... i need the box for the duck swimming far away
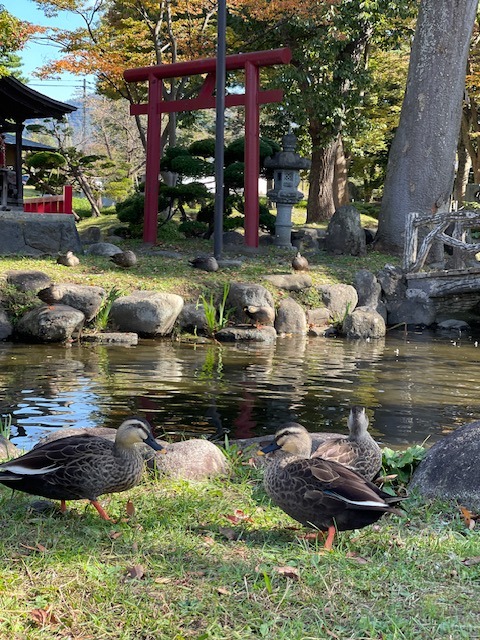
[0,417,164,520]
[259,423,404,550]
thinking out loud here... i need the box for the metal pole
[213,0,226,259]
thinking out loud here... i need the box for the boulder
[0,307,13,340]
[0,434,18,461]
[410,421,480,510]
[84,242,122,257]
[324,205,366,256]
[317,283,358,321]
[342,307,386,339]
[274,298,307,335]
[110,291,184,336]
[354,269,382,309]
[263,273,313,291]
[227,283,274,323]
[15,304,85,343]
[177,303,209,335]
[38,283,106,321]
[153,439,229,480]
[0,212,82,256]
[6,270,52,293]
[387,289,436,327]
[79,225,102,244]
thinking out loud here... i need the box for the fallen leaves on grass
[20,542,48,553]
[459,506,477,530]
[30,607,59,627]
[223,509,253,525]
[273,566,300,581]
[461,556,480,566]
[124,565,145,580]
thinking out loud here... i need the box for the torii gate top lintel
[124,47,291,247]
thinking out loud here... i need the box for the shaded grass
[0,458,477,639]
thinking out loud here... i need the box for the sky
[5,0,94,104]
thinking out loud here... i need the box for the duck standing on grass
[312,406,382,480]
[0,417,164,520]
[259,423,403,550]
[292,250,309,272]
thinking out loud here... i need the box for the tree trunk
[306,124,340,222]
[376,0,477,254]
[333,135,350,208]
[454,120,471,204]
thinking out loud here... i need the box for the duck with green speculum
[259,423,403,550]
[312,406,382,480]
[0,417,164,520]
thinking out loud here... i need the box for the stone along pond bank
[0,257,471,344]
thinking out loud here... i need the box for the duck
[259,423,403,550]
[37,285,62,306]
[292,251,309,272]
[311,406,382,480]
[244,305,275,327]
[57,251,80,267]
[189,255,219,272]
[0,417,164,520]
[110,250,137,268]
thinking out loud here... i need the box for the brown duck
[0,417,164,520]
[259,423,403,550]
[57,251,80,267]
[292,251,309,272]
[189,256,219,272]
[312,406,382,480]
[110,250,137,268]
[244,305,275,327]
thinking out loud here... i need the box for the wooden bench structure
[23,185,73,215]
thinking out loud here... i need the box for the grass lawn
[0,451,477,640]
[0,207,396,308]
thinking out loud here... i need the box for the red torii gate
[123,48,291,247]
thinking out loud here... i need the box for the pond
[1,329,479,452]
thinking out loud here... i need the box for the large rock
[317,283,358,321]
[15,304,85,342]
[324,205,366,256]
[37,284,106,321]
[263,273,313,291]
[0,307,13,340]
[0,212,82,256]
[354,269,382,309]
[387,289,437,327]
[177,303,208,335]
[227,283,274,323]
[110,291,184,336]
[275,297,307,335]
[84,242,122,257]
[6,270,52,293]
[153,439,229,480]
[342,307,386,339]
[410,421,480,510]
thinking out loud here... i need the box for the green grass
[0,213,398,308]
[0,456,477,639]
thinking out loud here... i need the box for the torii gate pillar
[124,48,291,247]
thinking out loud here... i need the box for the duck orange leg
[90,500,112,521]
[323,525,336,551]
[60,500,67,513]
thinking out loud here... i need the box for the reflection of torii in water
[123,48,291,247]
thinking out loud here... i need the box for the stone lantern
[264,131,311,248]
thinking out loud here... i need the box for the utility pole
[213,0,226,259]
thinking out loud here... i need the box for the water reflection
[0,330,479,451]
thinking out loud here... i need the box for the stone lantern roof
[264,132,311,171]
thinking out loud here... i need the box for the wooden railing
[403,209,480,272]
[23,185,73,215]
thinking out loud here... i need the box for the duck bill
[258,440,281,456]
[145,434,166,453]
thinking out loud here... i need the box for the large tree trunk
[376,0,477,254]
[306,124,340,222]
[454,119,471,204]
[333,135,350,208]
